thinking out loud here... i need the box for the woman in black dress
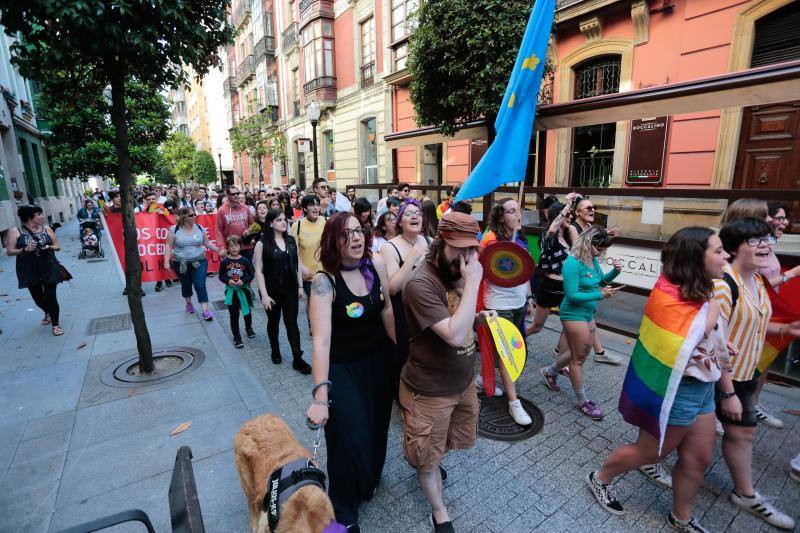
[306,212,396,532]
[253,208,312,374]
[5,205,65,335]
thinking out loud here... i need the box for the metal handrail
[303,76,336,94]
[361,61,375,89]
[282,23,298,50]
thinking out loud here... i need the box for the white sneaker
[755,404,785,428]
[508,399,532,425]
[639,462,673,489]
[715,419,724,436]
[791,453,800,483]
[594,351,624,365]
[730,490,795,530]
[475,374,503,396]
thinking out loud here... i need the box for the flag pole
[512,179,525,243]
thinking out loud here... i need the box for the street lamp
[217,150,224,192]
[307,100,321,190]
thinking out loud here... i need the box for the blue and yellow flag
[456,0,555,201]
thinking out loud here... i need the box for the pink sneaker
[202,310,213,321]
[185,303,195,314]
[539,367,561,391]
[577,401,604,420]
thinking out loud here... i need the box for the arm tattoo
[311,274,333,297]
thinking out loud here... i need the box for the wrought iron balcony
[223,76,237,94]
[299,0,334,21]
[360,61,375,89]
[234,1,251,29]
[299,0,314,14]
[303,76,336,94]
[282,23,298,52]
[237,55,255,87]
[254,35,276,62]
[556,0,585,8]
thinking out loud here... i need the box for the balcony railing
[299,0,314,13]
[234,1,251,28]
[223,76,237,94]
[282,23,298,51]
[254,35,276,62]
[571,154,614,188]
[237,55,255,86]
[556,0,585,8]
[293,99,301,117]
[299,0,334,21]
[303,76,336,94]
[360,61,375,89]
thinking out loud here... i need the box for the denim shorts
[667,377,716,427]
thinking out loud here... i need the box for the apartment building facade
[0,28,83,248]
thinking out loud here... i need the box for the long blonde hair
[571,226,611,265]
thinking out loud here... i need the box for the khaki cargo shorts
[398,379,479,473]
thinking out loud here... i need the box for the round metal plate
[477,394,544,441]
[100,347,206,388]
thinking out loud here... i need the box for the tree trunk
[109,66,154,373]
[258,158,264,189]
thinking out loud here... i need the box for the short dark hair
[768,202,788,218]
[346,185,356,192]
[108,190,120,200]
[387,185,398,194]
[225,185,239,195]
[301,194,321,210]
[451,201,473,215]
[353,197,372,216]
[312,178,328,190]
[719,217,772,256]
[398,182,410,191]
[18,204,43,222]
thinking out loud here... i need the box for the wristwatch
[718,390,736,399]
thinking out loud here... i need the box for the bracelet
[782,274,790,285]
[311,380,332,398]
[311,399,331,407]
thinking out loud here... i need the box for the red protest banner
[105,213,221,282]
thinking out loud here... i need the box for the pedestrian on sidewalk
[474,198,533,425]
[710,217,799,530]
[532,197,576,392]
[399,212,495,533]
[380,198,430,399]
[568,196,623,365]
[6,205,66,336]
[164,207,224,321]
[306,212,396,532]
[253,209,311,373]
[289,194,325,329]
[588,227,732,532]
[558,227,622,420]
[216,186,254,261]
[219,235,255,348]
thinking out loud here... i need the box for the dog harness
[263,458,327,532]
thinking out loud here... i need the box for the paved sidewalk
[1,217,798,532]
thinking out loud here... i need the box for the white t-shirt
[484,282,528,311]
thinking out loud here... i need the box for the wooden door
[734,102,800,232]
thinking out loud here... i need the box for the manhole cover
[211,300,229,311]
[478,394,544,441]
[100,347,205,388]
[87,313,132,335]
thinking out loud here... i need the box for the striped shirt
[713,264,772,382]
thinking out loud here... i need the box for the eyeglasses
[403,210,421,218]
[385,216,396,222]
[746,236,776,247]
[344,227,366,238]
[402,188,410,193]
[581,206,596,212]
[773,215,788,223]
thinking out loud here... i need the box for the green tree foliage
[0,0,234,373]
[230,110,286,187]
[160,132,196,184]
[192,150,218,185]
[39,73,169,180]
[408,0,554,137]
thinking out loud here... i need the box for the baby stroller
[79,219,104,259]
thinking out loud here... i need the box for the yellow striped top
[713,264,772,382]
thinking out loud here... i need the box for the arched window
[570,55,621,187]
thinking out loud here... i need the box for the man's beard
[437,252,462,283]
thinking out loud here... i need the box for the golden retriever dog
[234,413,336,533]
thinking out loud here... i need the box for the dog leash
[309,426,322,466]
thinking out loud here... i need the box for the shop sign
[297,138,311,153]
[626,116,668,186]
[604,243,663,290]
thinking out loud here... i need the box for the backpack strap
[722,271,739,314]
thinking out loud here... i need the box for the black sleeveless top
[260,235,299,296]
[326,265,389,364]
[15,226,60,288]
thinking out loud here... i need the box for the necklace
[401,234,418,247]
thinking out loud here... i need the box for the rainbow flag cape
[756,277,800,376]
[618,276,708,451]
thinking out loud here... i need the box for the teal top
[559,255,620,322]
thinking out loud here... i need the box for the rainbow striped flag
[756,278,800,376]
[618,276,708,451]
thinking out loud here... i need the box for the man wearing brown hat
[400,211,496,533]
